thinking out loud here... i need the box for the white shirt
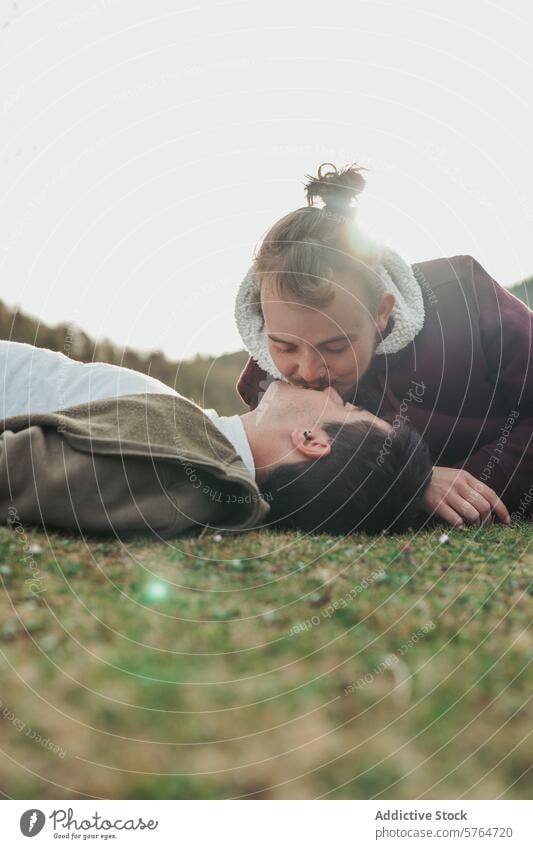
[0,340,255,477]
[203,409,255,478]
[0,340,178,417]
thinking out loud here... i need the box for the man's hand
[423,466,511,527]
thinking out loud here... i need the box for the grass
[0,522,531,800]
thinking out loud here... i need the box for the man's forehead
[261,279,366,315]
[261,296,363,339]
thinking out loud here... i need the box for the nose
[296,349,327,385]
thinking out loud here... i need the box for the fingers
[491,497,511,524]
[465,477,511,524]
[436,504,465,528]
[449,478,510,526]
[459,487,493,525]
[449,492,485,525]
[422,468,511,528]
[427,497,464,527]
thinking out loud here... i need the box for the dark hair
[253,162,382,312]
[259,420,432,535]
[304,161,367,209]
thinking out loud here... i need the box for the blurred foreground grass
[0,522,531,800]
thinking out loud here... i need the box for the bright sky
[1,0,532,361]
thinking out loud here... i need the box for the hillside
[508,276,533,307]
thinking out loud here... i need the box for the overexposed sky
[1,0,533,361]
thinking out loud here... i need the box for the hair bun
[304,162,367,211]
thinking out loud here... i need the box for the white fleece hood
[234,242,426,379]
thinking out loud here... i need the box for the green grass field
[0,522,531,800]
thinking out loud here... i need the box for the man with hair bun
[235,163,532,526]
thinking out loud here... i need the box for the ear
[291,428,332,460]
[375,292,395,333]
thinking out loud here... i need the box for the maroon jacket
[237,255,533,517]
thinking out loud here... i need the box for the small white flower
[438,533,449,544]
[29,544,43,554]
[213,534,222,543]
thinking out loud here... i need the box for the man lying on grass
[0,340,435,539]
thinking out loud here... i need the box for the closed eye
[271,337,357,354]
[322,343,350,354]
[273,344,297,353]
